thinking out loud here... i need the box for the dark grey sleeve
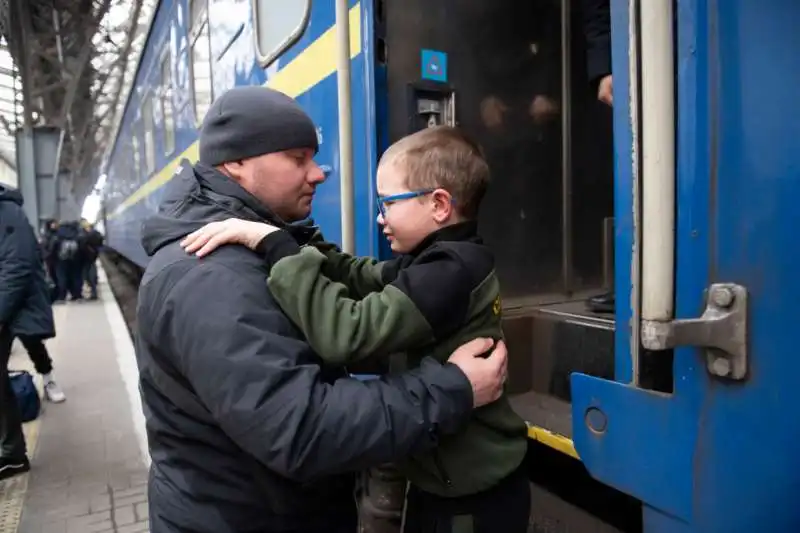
[0,206,36,324]
[164,264,474,482]
[582,0,612,86]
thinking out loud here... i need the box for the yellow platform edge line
[109,3,362,220]
[527,424,579,459]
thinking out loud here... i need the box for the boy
[181,126,531,532]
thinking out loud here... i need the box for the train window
[251,0,311,67]
[131,135,141,180]
[142,95,155,175]
[188,0,213,124]
[190,20,213,123]
[161,55,175,156]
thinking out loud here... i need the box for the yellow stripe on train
[108,3,362,219]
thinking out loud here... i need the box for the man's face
[227,148,325,222]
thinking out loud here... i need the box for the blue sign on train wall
[421,49,448,82]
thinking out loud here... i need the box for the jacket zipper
[432,451,452,488]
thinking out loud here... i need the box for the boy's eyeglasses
[376,189,436,218]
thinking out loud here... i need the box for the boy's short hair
[379,126,490,218]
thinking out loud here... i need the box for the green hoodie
[263,221,528,497]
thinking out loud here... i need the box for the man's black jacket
[136,161,474,533]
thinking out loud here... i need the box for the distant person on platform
[0,184,58,481]
[135,86,509,533]
[40,219,59,292]
[53,220,85,302]
[79,220,104,300]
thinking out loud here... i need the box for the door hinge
[641,283,748,380]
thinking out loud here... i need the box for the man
[78,220,104,300]
[40,219,59,289]
[583,0,613,107]
[0,184,56,481]
[53,220,84,302]
[583,0,615,313]
[135,86,509,533]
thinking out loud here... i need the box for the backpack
[58,239,79,260]
[9,370,41,423]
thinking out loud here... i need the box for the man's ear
[219,160,245,181]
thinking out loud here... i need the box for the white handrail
[640,0,676,322]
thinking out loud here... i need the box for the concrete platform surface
[0,268,149,533]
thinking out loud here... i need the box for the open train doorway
[382,0,615,440]
[379,1,651,529]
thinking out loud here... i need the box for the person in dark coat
[583,0,612,106]
[135,86,509,533]
[78,220,104,300]
[582,0,616,313]
[53,220,84,302]
[40,219,59,288]
[0,185,56,481]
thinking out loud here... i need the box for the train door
[567,0,800,531]
[381,0,616,436]
[379,0,642,529]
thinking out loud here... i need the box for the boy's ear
[431,189,454,223]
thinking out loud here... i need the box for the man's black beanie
[198,86,319,166]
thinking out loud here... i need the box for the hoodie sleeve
[0,204,37,325]
[160,261,474,482]
[582,0,611,86]
[266,245,475,366]
[257,230,387,299]
[317,247,388,298]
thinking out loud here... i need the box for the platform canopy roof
[0,0,155,207]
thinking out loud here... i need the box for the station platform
[0,268,150,533]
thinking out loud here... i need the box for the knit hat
[198,86,319,166]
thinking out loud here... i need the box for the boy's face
[376,162,454,253]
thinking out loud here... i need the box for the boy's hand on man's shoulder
[180,218,280,257]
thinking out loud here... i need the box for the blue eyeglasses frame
[376,189,436,217]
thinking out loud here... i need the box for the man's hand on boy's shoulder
[447,338,508,408]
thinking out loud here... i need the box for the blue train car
[103,0,381,267]
[101,0,800,531]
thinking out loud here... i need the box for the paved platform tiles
[0,268,150,533]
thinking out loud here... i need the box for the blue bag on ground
[9,370,41,422]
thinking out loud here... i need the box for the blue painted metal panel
[608,0,635,385]
[572,0,800,530]
[690,1,800,530]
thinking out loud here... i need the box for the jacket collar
[406,220,480,257]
